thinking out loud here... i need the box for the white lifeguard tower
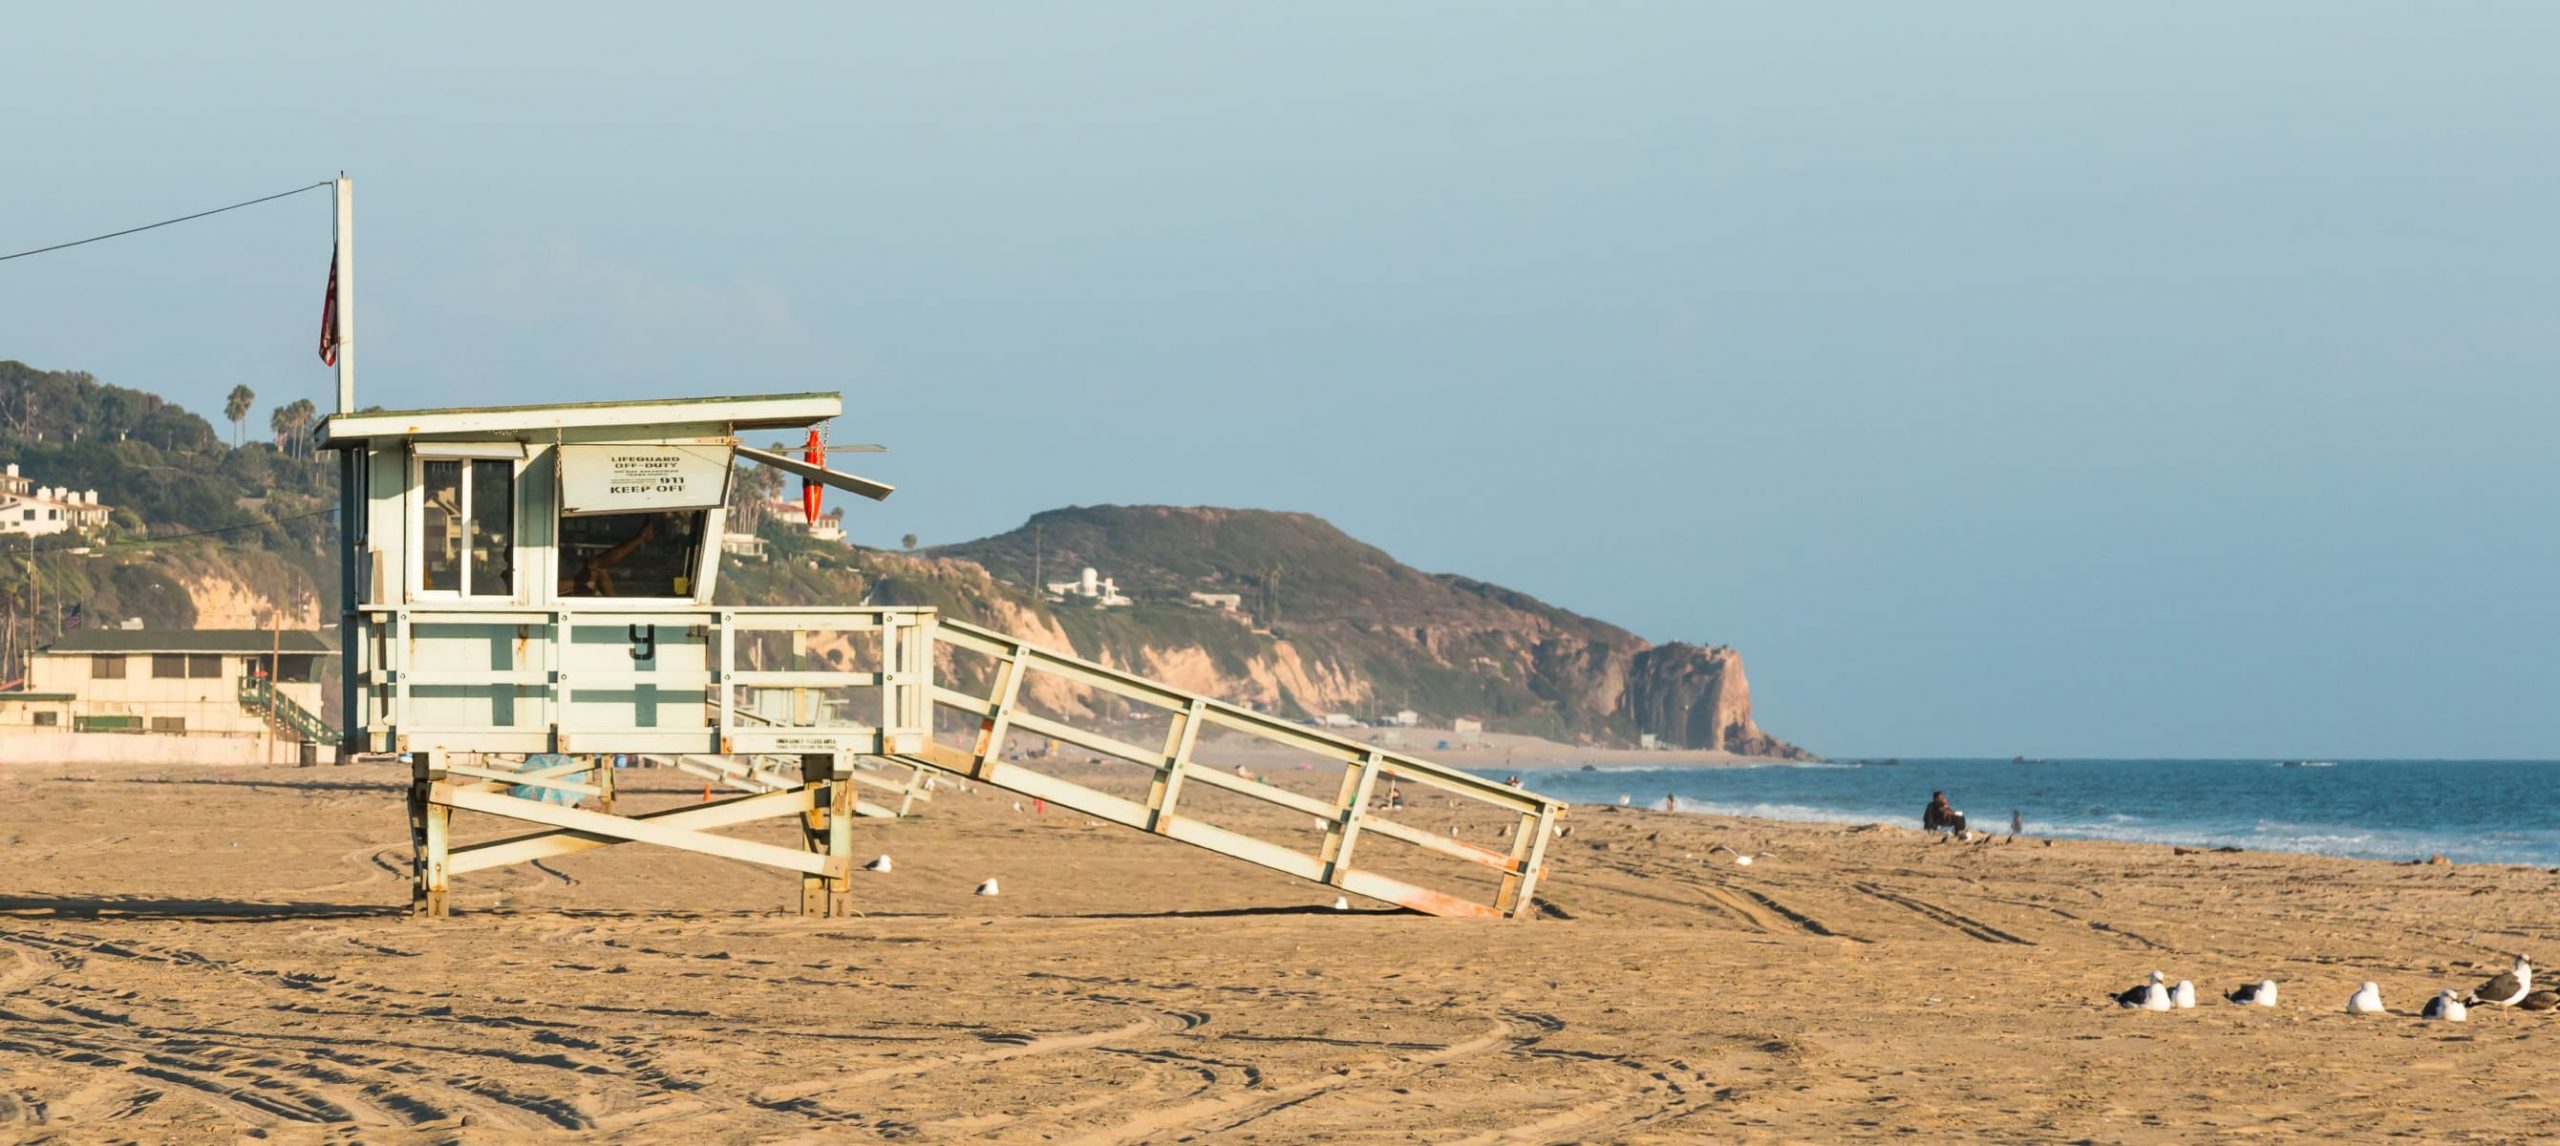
[317,181,1560,921]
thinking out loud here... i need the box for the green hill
[1,363,1806,756]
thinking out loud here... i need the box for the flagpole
[334,176,354,414]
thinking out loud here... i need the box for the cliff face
[907,505,1812,757]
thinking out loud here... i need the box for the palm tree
[727,460,786,534]
[288,398,316,458]
[902,533,918,551]
[269,399,317,459]
[224,384,255,447]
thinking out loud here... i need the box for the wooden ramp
[890,619,1566,920]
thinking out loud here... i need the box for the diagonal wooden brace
[435,785,837,877]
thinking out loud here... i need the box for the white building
[1187,591,1242,611]
[0,629,333,740]
[1046,566,1131,608]
[762,499,844,543]
[0,465,110,537]
[1391,709,1419,727]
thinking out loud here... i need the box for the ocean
[1511,758,2560,867]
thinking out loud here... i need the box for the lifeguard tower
[315,184,1560,922]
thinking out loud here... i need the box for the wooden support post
[1145,697,1203,833]
[596,755,616,813]
[410,751,450,918]
[1498,805,1559,919]
[797,753,852,916]
[969,648,1029,779]
[1319,751,1383,885]
[826,754,855,916]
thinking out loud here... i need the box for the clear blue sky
[4,5,2554,758]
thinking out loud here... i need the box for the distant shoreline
[1199,727,1809,772]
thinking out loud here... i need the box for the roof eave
[321,391,842,446]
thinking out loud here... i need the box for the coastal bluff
[847,505,1810,756]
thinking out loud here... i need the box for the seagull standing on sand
[2227,980,2278,1007]
[2463,954,2532,1010]
[864,854,892,873]
[2117,971,2172,1011]
[2347,982,2386,1014]
[2422,990,2468,1022]
[2172,980,2197,1009]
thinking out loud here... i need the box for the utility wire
[0,181,333,264]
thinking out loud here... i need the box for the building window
[32,711,58,727]
[149,716,187,734]
[277,654,317,683]
[92,654,126,679]
[189,654,221,678]
[153,654,186,678]
[421,458,516,596]
[559,511,706,598]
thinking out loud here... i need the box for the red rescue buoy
[800,427,825,526]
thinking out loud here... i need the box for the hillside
[1,363,1807,756]
[0,363,341,678]
[915,506,1807,755]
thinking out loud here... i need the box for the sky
[2,4,2554,758]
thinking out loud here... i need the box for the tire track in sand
[1057,1017,1526,1145]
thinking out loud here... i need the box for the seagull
[2227,980,2278,1007]
[974,877,999,896]
[864,854,892,873]
[2117,971,2171,1011]
[1331,896,1350,911]
[2463,954,2532,1009]
[2519,989,2559,1012]
[2422,990,2468,1022]
[2347,982,2385,1014]
[2172,980,2198,1009]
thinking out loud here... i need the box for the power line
[0,181,333,264]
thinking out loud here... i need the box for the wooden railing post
[1146,697,1204,833]
[1499,805,1559,919]
[1319,751,1384,886]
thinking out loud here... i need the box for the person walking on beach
[2010,809,2023,837]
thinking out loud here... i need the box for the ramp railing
[901,618,1563,919]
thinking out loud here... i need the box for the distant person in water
[1665,792,1677,813]
[2010,809,2023,837]
[1923,791,1966,835]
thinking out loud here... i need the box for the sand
[0,758,2552,1143]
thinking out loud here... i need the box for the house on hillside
[1187,591,1242,611]
[763,498,844,543]
[0,465,110,537]
[0,630,334,741]
[1046,567,1132,608]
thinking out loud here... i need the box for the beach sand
[0,758,2551,1142]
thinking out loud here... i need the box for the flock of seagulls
[2120,955,2545,1023]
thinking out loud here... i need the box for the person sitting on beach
[1922,791,1966,835]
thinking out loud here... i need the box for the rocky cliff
[878,505,1811,756]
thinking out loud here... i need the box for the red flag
[318,244,339,366]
